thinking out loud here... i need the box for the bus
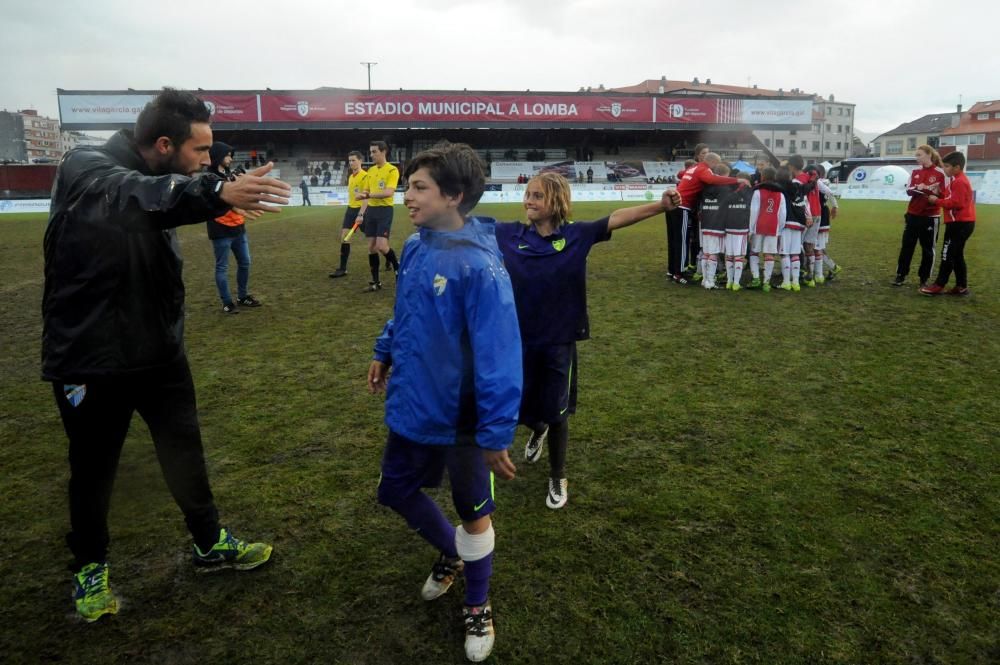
[826,157,918,183]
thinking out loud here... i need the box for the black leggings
[935,222,975,288]
[532,420,569,479]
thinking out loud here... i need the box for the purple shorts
[378,431,496,522]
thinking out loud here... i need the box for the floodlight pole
[361,62,378,91]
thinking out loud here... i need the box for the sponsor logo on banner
[0,200,11,212]
[611,103,621,118]
[204,101,216,116]
[670,104,684,118]
[297,101,310,117]
[853,168,867,182]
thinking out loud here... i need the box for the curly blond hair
[526,172,572,225]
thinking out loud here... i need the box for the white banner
[0,199,52,214]
[741,99,813,125]
[59,95,156,124]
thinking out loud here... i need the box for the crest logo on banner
[297,101,310,117]
[204,101,216,116]
[670,104,685,118]
[610,103,622,118]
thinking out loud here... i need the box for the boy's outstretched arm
[606,189,681,231]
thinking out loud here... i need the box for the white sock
[781,255,791,283]
[815,253,824,278]
[725,258,734,285]
[764,259,774,282]
[749,254,760,278]
[703,256,717,287]
[792,258,801,284]
[823,254,836,270]
[807,255,815,279]
[733,260,744,285]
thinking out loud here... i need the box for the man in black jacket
[42,88,291,623]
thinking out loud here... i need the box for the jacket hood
[210,142,234,169]
[418,216,500,252]
[103,130,149,174]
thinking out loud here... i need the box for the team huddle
[667,145,841,293]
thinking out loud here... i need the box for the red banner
[259,94,654,123]
[202,95,259,123]
[655,98,721,124]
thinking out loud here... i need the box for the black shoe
[364,281,383,292]
[222,303,240,314]
[237,295,262,307]
[329,269,347,278]
[891,277,905,287]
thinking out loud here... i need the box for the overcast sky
[4,0,998,139]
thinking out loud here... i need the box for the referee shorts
[363,206,394,238]
[342,206,362,230]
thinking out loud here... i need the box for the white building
[754,93,856,163]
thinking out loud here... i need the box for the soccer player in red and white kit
[795,158,822,287]
[748,167,786,293]
[893,145,945,287]
[778,158,812,291]
[920,151,976,296]
[668,151,746,282]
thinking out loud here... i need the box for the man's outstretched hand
[220,162,292,212]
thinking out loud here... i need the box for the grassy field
[1,200,997,664]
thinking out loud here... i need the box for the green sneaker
[762,283,771,293]
[692,272,703,282]
[831,264,843,275]
[73,562,119,623]
[749,277,762,289]
[791,282,801,292]
[193,527,273,573]
[731,283,742,292]
[804,279,816,288]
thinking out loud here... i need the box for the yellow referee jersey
[348,168,367,209]
[364,162,399,207]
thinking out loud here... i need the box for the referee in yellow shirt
[357,140,401,291]
[329,150,367,278]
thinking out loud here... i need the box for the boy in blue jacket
[368,142,522,663]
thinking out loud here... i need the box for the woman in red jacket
[893,145,945,287]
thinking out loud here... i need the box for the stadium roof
[609,78,820,99]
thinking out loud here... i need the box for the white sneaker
[420,554,464,601]
[524,426,548,463]
[463,601,495,662]
[546,477,568,510]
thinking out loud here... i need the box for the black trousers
[53,356,220,568]
[665,208,690,276]
[896,214,940,283]
[935,222,975,288]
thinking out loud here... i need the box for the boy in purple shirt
[494,173,679,509]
